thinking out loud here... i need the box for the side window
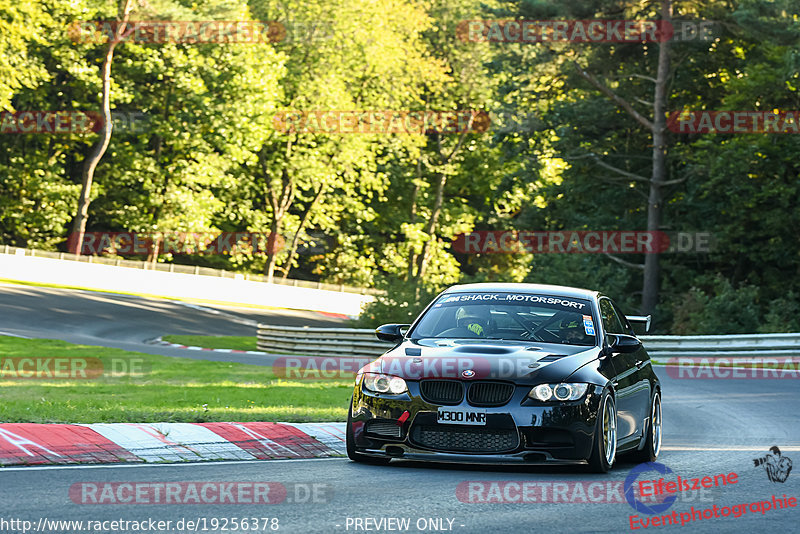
[610,301,635,335]
[599,298,625,335]
[490,310,517,329]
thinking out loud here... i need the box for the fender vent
[538,354,567,362]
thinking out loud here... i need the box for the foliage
[0,0,798,333]
[671,278,761,335]
[354,276,439,328]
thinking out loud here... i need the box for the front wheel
[628,390,662,463]
[587,390,617,473]
[346,400,391,465]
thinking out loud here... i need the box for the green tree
[240,0,446,281]
[0,0,51,111]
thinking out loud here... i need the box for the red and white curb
[151,337,268,356]
[0,422,346,466]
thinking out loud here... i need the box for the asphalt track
[0,282,345,365]
[1,283,798,533]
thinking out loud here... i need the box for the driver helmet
[561,316,588,343]
[455,305,489,336]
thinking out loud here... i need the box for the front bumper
[350,380,604,464]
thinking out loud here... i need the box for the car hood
[364,338,601,385]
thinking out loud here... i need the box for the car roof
[443,282,598,300]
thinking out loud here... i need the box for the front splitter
[357,445,588,465]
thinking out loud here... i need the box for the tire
[346,399,391,465]
[628,390,662,463]
[587,390,617,473]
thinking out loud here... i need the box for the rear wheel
[346,400,391,465]
[628,390,662,463]
[588,390,617,473]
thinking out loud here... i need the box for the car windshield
[409,292,596,346]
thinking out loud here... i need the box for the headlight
[532,384,553,401]
[363,373,408,394]
[528,383,588,401]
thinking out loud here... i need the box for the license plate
[437,407,487,426]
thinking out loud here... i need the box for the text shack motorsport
[439,293,588,309]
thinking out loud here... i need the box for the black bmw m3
[346,283,662,472]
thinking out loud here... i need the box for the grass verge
[0,337,350,423]
[161,335,258,352]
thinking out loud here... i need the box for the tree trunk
[406,158,422,280]
[573,0,673,316]
[265,216,282,281]
[69,0,133,255]
[145,234,162,263]
[259,143,295,283]
[413,170,446,282]
[641,0,672,315]
[280,184,325,281]
[411,122,474,285]
[146,85,174,264]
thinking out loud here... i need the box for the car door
[598,298,647,443]
[611,300,653,431]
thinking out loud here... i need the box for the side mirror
[375,324,410,343]
[627,314,652,334]
[606,333,642,354]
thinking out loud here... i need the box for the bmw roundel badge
[462,369,476,378]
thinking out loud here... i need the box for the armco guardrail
[640,333,800,358]
[257,325,389,357]
[256,326,800,359]
[0,245,380,295]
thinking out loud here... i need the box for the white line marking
[0,457,344,472]
[225,423,305,458]
[0,427,62,457]
[0,331,32,339]
[663,446,800,451]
